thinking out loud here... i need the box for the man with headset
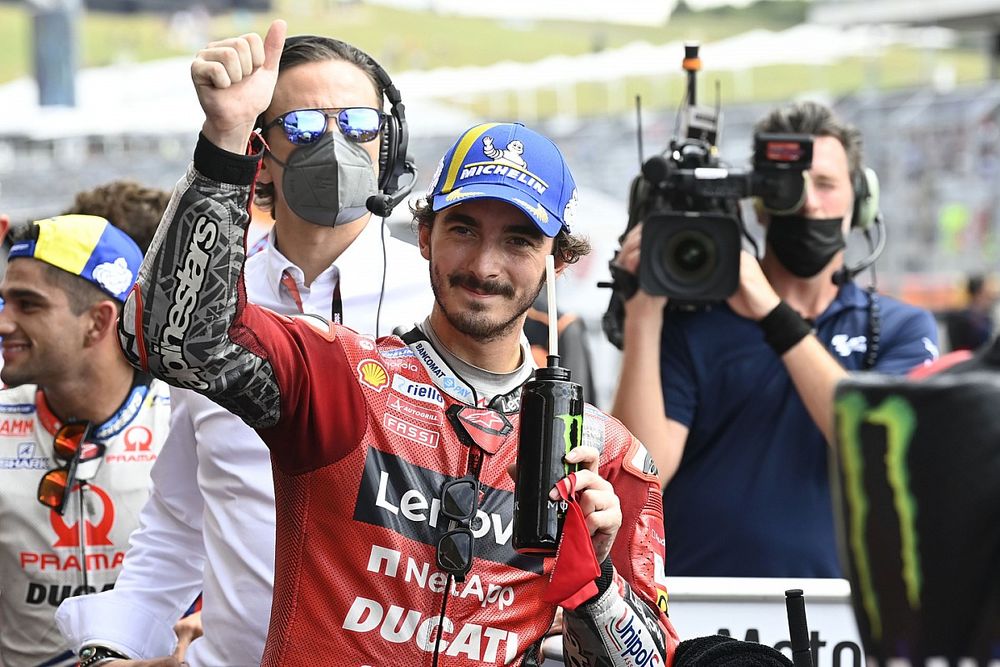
[115,19,676,666]
[611,100,940,578]
[56,25,430,667]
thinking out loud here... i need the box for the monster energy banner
[833,354,1000,664]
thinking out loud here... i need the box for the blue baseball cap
[427,122,579,237]
[8,214,143,301]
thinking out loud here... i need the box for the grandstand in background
[3,81,999,297]
[812,0,1000,76]
[812,0,1000,29]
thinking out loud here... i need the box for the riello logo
[50,483,115,547]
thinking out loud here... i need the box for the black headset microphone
[366,159,418,218]
[832,166,886,287]
[364,54,417,220]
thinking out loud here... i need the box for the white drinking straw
[545,255,558,362]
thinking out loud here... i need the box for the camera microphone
[642,155,671,187]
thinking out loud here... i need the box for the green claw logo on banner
[835,391,921,641]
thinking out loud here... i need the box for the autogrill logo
[387,396,439,424]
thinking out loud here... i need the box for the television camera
[602,43,814,348]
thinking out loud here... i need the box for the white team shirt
[56,218,432,665]
[0,379,171,667]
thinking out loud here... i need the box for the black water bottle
[513,357,584,556]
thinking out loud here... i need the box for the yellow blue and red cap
[8,214,143,301]
[428,122,579,237]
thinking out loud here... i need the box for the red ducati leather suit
[119,136,679,666]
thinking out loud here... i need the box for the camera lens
[676,238,708,272]
[663,230,716,284]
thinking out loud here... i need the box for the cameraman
[611,101,939,577]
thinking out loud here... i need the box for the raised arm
[609,224,689,486]
[119,22,288,428]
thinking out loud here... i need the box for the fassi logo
[383,414,439,449]
[50,483,115,547]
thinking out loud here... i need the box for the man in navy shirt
[611,101,939,577]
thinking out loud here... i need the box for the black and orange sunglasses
[37,421,98,516]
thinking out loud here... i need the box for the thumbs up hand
[191,19,287,153]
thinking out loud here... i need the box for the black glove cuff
[194,132,263,185]
[579,557,615,608]
[758,300,812,356]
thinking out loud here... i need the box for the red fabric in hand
[543,473,602,610]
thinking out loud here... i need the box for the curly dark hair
[64,180,169,253]
[410,197,591,265]
[254,36,384,217]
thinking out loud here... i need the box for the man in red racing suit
[118,19,678,666]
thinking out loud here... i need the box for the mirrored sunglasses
[263,107,385,145]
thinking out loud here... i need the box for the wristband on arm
[758,301,812,356]
[79,645,129,667]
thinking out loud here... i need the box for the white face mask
[268,131,378,227]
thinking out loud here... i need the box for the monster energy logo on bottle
[556,413,583,476]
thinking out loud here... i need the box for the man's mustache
[449,273,515,298]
